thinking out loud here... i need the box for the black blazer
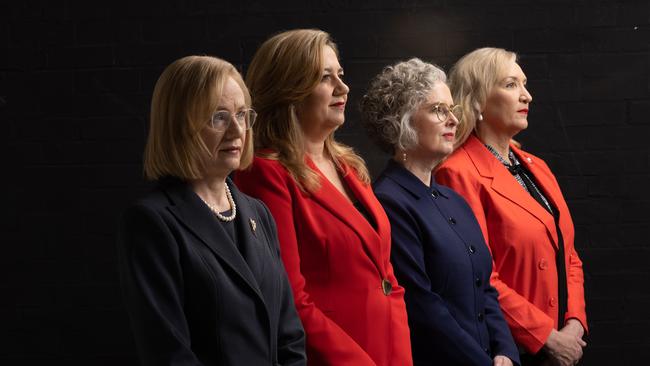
[117,177,306,366]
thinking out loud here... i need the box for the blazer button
[431,191,438,199]
[448,217,457,225]
[538,259,548,270]
[468,245,476,254]
[475,276,482,287]
[484,347,490,354]
[477,312,484,322]
[549,297,557,307]
[382,279,393,296]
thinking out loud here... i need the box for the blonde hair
[144,55,254,180]
[246,29,369,192]
[449,47,517,147]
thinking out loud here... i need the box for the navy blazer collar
[380,159,448,200]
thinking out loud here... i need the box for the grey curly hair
[360,58,447,154]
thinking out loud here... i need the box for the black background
[2,0,649,364]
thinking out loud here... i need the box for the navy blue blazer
[374,160,519,366]
[117,177,306,365]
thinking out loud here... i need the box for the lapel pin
[249,218,257,235]
[525,157,532,163]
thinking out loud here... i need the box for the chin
[332,118,345,127]
[515,117,528,129]
[327,113,346,125]
[217,159,241,172]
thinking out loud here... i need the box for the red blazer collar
[462,134,560,248]
[306,158,391,277]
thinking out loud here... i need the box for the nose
[224,114,245,138]
[448,112,460,126]
[521,85,533,104]
[334,75,349,95]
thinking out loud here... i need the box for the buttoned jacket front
[374,160,519,366]
[235,156,413,366]
[435,134,588,354]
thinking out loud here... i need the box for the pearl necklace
[199,184,237,222]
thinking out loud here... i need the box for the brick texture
[3,0,649,364]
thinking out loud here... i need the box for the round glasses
[431,103,462,123]
[209,109,257,131]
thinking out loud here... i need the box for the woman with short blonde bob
[236,29,413,366]
[118,55,306,366]
[435,48,588,366]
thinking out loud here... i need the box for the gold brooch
[249,218,257,234]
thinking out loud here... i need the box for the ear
[473,101,483,115]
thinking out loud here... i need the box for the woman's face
[296,45,350,136]
[482,60,532,137]
[199,76,247,179]
[409,82,459,164]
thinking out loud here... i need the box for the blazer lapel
[463,135,559,247]
[230,184,268,288]
[162,178,265,299]
[512,146,564,245]
[307,159,388,277]
[381,159,431,200]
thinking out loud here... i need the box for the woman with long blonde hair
[235,29,413,366]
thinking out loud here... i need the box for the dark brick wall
[2,0,648,364]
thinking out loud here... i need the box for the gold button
[382,279,392,296]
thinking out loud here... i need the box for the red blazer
[235,155,412,366]
[435,134,588,354]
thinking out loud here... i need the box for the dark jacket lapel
[161,178,266,299]
[381,159,434,200]
[230,183,269,288]
[382,159,481,246]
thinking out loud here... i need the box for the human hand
[544,329,587,366]
[493,355,513,366]
[560,318,585,340]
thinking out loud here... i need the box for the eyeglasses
[209,109,257,131]
[431,103,462,123]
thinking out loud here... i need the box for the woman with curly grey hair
[360,58,519,366]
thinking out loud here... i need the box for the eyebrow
[502,76,527,83]
[215,104,246,111]
[323,67,344,73]
[423,101,451,108]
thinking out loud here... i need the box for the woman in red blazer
[435,48,588,366]
[234,29,412,366]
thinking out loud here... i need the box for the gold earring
[402,152,407,162]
